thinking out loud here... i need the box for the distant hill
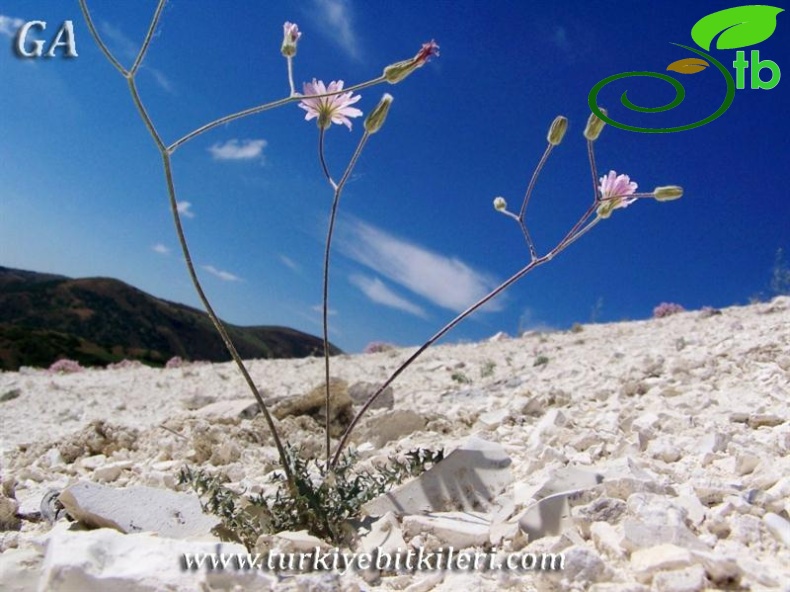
[0,266,342,371]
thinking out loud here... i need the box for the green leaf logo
[691,5,784,51]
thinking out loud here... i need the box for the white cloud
[350,274,428,318]
[311,0,360,60]
[279,255,300,272]
[208,139,267,161]
[339,219,502,314]
[152,243,170,255]
[203,265,241,282]
[0,15,24,38]
[176,201,194,218]
[311,304,337,316]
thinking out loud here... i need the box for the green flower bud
[653,185,683,201]
[547,116,568,146]
[584,108,608,141]
[383,40,439,84]
[364,94,394,134]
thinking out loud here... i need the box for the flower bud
[384,40,439,84]
[364,94,394,134]
[584,108,608,141]
[653,185,683,201]
[493,196,508,211]
[281,22,301,57]
[547,116,568,146]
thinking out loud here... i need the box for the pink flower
[597,170,638,218]
[281,22,301,57]
[298,79,362,130]
[283,22,301,43]
[415,40,440,64]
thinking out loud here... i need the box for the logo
[13,20,78,58]
[588,5,783,133]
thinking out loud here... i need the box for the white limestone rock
[402,512,490,549]
[630,544,693,583]
[651,564,707,592]
[38,525,274,592]
[58,481,219,538]
[763,512,790,548]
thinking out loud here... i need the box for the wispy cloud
[208,139,267,161]
[518,307,556,334]
[144,66,174,93]
[310,0,361,60]
[350,274,428,318]
[177,201,195,218]
[279,254,300,272]
[552,26,571,53]
[0,15,24,38]
[203,265,241,282]
[152,243,170,255]
[99,20,174,92]
[311,304,338,316]
[339,219,502,314]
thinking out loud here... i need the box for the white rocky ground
[0,298,788,591]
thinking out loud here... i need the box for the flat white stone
[38,525,274,592]
[402,512,490,548]
[58,481,219,538]
[763,512,790,548]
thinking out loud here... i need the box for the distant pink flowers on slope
[597,170,638,218]
[298,79,362,131]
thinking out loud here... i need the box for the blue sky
[2,1,788,354]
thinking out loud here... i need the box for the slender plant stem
[587,140,600,198]
[160,154,295,490]
[330,203,599,468]
[321,131,371,463]
[286,56,296,97]
[78,0,128,76]
[80,0,297,491]
[168,77,386,154]
[318,128,335,188]
[130,0,167,76]
[517,143,554,260]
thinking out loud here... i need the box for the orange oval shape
[666,57,710,74]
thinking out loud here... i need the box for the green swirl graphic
[588,44,736,133]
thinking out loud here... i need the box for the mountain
[0,266,342,371]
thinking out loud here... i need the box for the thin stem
[168,76,386,154]
[130,0,167,76]
[82,1,296,492]
[322,131,371,464]
[587,140,600,199]
[161,154,296,492]
[519,143,553,219]
[330,202,593,468]
[128,78,165,152]
[78,0,128,77]
[286,56,296,97]
[318,127,335,188]
[518,143,553,260]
